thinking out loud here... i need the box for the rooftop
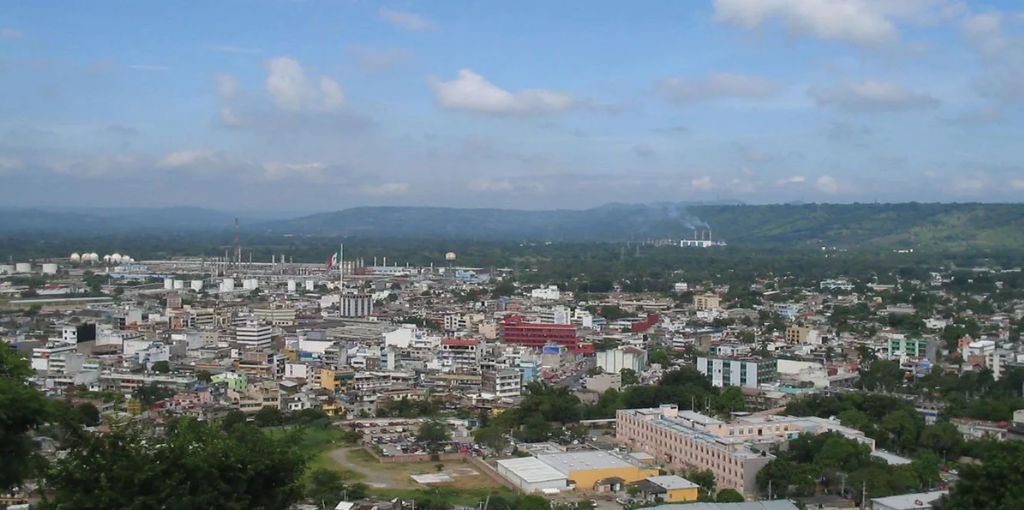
[496,457,567,483]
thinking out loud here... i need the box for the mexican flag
[326,252,338,269]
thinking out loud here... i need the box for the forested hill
[3,202,1024,249]
[266,202,1024,249]
[688,203,1024,249]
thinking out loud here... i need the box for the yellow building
[319,368,338,391]
[535,451,659,490]
[639,475,700,503]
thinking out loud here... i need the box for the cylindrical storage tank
[0,264,13,275]
[41,263,58,275]
[242,278,258,290]
[15,263,31,273]
[173,280,184,290]
[305,280,315,291]
[163,278,174,290]
[221,278,235,291]
[287,279,297,293]
[190,280,203,292]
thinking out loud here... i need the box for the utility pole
[861,480,867,510]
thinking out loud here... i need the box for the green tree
[75,402,101,427]
[44,419,305,510]
[254,406,284,427]
[945,441,1024,509]
[0,343,51,491]
[151,360,171,373]
[195,370,213,383]
[306,468,346,508]
[918,422,963,460]
[716,488,745,503]
[620,368,639,385]
[416,419,452,453]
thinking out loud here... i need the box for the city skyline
[2,0,1024,209]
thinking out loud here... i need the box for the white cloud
[378,8,435,31]
[962,13,1008,57]
[362,182,410,195]
[815,175,840,193]
[0,28,23,39]
[658,72,780,104]
[467,179,545,193]
[265,56,345,113]
[714,0,895,46]
[157,149,220,169]
[261,161,325,181]
[713,0,958,47]
[319,76,345,111]
[216,74,239,99]
[1009,179,1024,190]
[776,175,806,185]
[691,176,715,191]
[429,69,575,115]
[219,107,242,127]
[808,80,940,111]
[0,157,24,174]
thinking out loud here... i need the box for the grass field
[322,446,515,505]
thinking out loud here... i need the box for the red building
[500,315,586,352]
[631,313,660,333]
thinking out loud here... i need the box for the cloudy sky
[2,0,1023,210]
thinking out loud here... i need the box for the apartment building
[696,356,777,388]
[235,320,273,350]
[616,405,772,497]
[439,338,481,373]
[616,405,875,497]
[693,293,721,311]
[481,368,521,398]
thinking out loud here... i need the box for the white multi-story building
[341,294,373,317]
[482,368,521,398]
[531,285,561,300]
[597,347,648,374]
[235,320,273,350]
[696,356,777,389]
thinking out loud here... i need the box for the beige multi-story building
[616,405,874,497]
[693,293,721,311]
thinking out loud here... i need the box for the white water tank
[190,280,203,292]
[15,262,31,273]
[287,279,296,293]
[0,265,13,275]
[242,278,258,290]
[70,253,81,263]
[221,278,235,292]
[305,280,315,291]
[163,278,174,290]
[41,263,58,275]
[173,280,184,290]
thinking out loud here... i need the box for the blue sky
[1,0,1023,210]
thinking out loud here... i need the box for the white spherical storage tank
[70,253,82,263]
[41,263,58,275]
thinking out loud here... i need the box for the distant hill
[4,202,1024,250]
[0,207,238,233]
[688,202,1024,249]
[259,203,707,241]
